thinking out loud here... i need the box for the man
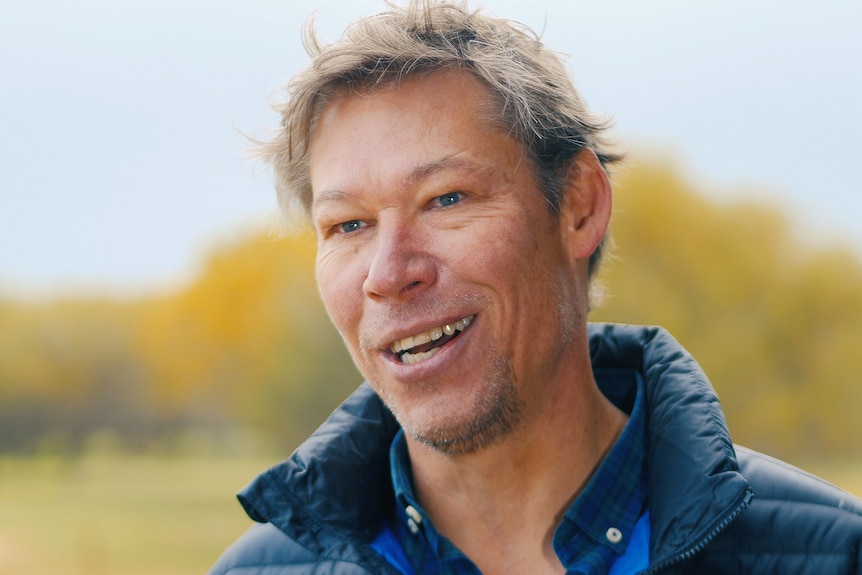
[211,1,862,574]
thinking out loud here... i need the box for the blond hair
[258,0,621,280]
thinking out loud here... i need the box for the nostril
[401,280,423,294]
[396,281,421,297]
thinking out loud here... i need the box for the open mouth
[390,315,475,365]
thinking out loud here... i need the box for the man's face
[309,70,584,454]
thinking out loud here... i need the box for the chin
[385,372,524,456]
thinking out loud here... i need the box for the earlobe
[559,149,612,262]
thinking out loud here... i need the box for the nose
[363,220,437,300]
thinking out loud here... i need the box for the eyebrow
[406,155,484,186]
[313,155,485,209]
[313,188,348,210]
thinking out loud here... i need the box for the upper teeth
[390,315,474,354]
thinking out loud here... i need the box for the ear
[558,149,612,265]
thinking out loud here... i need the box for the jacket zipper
[642,489,753,574]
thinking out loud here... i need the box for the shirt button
[605,527,623,544]
[405,505,422,535]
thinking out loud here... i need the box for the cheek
[316,250,364,339]
[474,217,570,318]
[463,222,540,279]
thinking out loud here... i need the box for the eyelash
[335,220,364,234]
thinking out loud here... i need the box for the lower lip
[383,319,475,383]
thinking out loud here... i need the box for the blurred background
[1,0,860,573]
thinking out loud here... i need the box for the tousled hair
[257,0,621,283]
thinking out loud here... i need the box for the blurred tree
[1,160,860,462]
[133,230,360,451]
[592,162,862,462]
[0,299,154,451]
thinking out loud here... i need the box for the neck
[405,351,627,575]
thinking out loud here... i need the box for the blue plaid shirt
[372,371,649,575]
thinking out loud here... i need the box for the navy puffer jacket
[210,324,862,574]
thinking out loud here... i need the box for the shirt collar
[553,371,648,569]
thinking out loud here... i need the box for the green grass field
[0,453,860,575]
[0,454,271,575]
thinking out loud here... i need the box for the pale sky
[2,0,860,296]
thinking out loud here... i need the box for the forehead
[308,69,527,193]
[320,68,502,124]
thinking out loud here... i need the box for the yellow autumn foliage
[1,160,860,462]
[593,162,862,461]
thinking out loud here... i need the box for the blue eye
[338,220,363,234]
[437,192,462,207]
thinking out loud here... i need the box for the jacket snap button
[605,527,623,544]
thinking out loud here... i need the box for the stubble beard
[356,294,527,455]
[384,352,525,456]
[396,283,580,456]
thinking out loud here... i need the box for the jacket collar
[238,323,752,568]
[589,324,752,567]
